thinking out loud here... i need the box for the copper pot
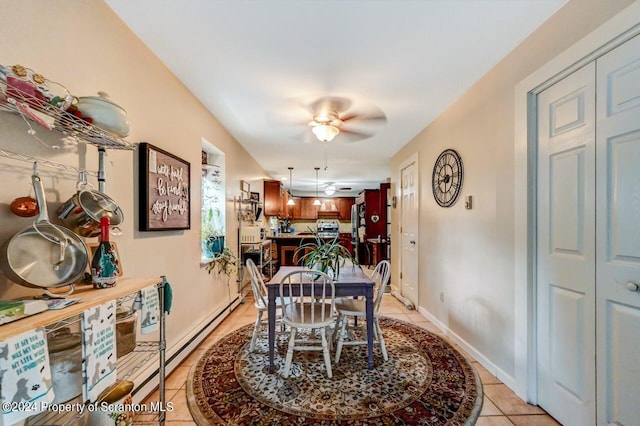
[10,196,38,217]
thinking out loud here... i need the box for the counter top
[0,277,162,340]
[269,233,334,240]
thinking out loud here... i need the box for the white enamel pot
[76,91,131,137]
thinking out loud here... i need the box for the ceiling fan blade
[338,128,374,143]
[306,96,352,115]
[340,112,387,123]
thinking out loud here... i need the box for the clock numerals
[431,149,463,207]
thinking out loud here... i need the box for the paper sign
[0,327,54,425]
[81,301,117,402]
[140,286,159,335]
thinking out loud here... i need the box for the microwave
[240,226,265,243]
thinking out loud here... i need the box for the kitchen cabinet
[282,190,293,218]
[336,197,355,220]
[299,197,320,220]
[356,189,386,265]
[0,277,168,426]
[262,184,354,221]
[263,180,283,217]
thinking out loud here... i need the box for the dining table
[267,266,376,373]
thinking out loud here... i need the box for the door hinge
[400,272,402,279]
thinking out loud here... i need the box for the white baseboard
[417,305,517,391]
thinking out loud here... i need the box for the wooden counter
[0,276,162,341]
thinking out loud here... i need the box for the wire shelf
[0,79,135,151]
[0,148,99,176]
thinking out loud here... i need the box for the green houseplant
[202,207,225,257]
[205,246,238,277]
[296,230,359,278]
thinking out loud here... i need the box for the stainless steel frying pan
[0,172,89,295]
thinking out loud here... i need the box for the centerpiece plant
[296,229,359,278]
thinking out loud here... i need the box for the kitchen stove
[316,219,339,238]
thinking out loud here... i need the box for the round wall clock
[432,149,463,207]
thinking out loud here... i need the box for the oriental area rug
[187,317,482,425]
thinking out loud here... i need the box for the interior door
[400,160,418,307]
[595,34,640,426]
[536,63,596,426]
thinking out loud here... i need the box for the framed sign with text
[138,142,191,231]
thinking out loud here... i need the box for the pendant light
[313,167,321,206]
[286,167,295,206]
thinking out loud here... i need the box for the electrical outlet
[440,292,444,302]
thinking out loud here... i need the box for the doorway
[400,154,419,307]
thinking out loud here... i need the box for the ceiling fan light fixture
[324,184,336,196]
[312,124,339,142]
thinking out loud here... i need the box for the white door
[537,63,597,425]
[595,34,640,426]
[400,159,418,307]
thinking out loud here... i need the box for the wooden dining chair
[279,269,335,378]
[333,260,390,363]
[245,258,292,352]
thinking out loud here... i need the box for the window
[201,141,225,260]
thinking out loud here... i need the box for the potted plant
[202,207,225,258]
[296,230,359,278]
[205,246,238,277]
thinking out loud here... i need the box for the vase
[204,236,225,257]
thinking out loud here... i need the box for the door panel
[549,285,585,399]
[595,34,640,426]
[549,148,585,255]
[537,62,596,426]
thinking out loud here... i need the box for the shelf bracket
[98,147,106,192]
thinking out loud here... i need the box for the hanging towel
[0,327,54,426]
[81,301,117,402]
[140,285,160,334]
[163,280,173,314]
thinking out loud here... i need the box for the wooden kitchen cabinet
[282,190,293,218]
[264,180,283,217]
[299,197,320,220]
[336,197,355,220]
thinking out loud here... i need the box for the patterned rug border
[187,317,483,425]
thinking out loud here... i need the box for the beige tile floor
[142,294,561,425]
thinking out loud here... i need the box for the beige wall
[390,0,635,384]
[0,1,266,355]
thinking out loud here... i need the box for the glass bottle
[91,216,119,288]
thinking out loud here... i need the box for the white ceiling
[106,0,566,196]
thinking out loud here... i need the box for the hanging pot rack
[0,148,98,177]
[1,64,136,191]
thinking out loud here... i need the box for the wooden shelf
[0,276,161,341]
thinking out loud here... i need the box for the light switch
[465,195,472,210]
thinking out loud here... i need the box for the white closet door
[595,34,640,426]
[400,160,418,307]
[537,62,596,426]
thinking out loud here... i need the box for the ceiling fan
[269,96,387,143]
[322,182,352,196]
[306,96,386,143]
